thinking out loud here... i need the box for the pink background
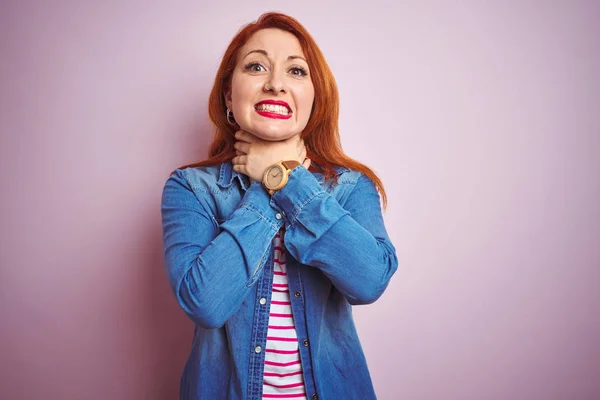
[1,1,599,399]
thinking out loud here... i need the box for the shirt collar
[218,162,251,190]
[311,163,350,183]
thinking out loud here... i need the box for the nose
[264,70,286,94]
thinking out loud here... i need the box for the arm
[161,170,280,328]
[272,167,398,305]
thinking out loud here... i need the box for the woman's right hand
[232,130,311,182]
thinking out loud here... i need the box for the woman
[161,12,398,400]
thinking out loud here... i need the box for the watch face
[264,165,284,189]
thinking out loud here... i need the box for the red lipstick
[254,100,292,120]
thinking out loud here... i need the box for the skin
[226,28,315,182]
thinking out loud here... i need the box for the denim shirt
[160,162,398,400]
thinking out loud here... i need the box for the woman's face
[226,28,315,141]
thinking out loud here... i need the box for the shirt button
[275,212,282,220]
[259,297,267,305]
[303,339,309,347]
[294,291,301,298]
[312,394,318,400]
[254,346,262,354]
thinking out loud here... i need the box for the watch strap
[281,160,300,171]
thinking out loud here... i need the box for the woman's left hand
[232,130,311,182]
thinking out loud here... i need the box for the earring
[226,107,236,125]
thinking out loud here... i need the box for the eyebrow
[243,49,307,63]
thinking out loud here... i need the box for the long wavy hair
[179,12,387,207]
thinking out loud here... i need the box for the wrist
[262,160,300,195]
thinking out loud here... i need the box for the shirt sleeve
[272,167,398,305]
[161,169,282,328]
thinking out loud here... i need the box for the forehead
[239,28,305,59]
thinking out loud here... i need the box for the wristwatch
[262,160,300,195]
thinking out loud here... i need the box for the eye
[289,66,308,77]
[244,63,266,73]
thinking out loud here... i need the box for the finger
[232,163,246,175]
[233,141,251,154]
[234,130,254,143]
[231,155,248,165]
[236,150,243,156]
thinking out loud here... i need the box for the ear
[224,89,232,109]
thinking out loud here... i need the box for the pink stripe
[267,336,298,342]
[274,271,286,276]
[264,381,305,389]
[271,301,291,305]
[266,348,298,354]
[272,284,288,288]
[270,313,293,318]
[262,393,306,399]
[265,360,301,367]
[274,259,286,265]
[268,325,295,330]
[272,289,289,293]
[264,371,303,378]
[274,246,285,252]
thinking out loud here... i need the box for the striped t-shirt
[262,230,308,400]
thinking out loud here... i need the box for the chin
[245,126,300,142]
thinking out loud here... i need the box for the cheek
[297,87,315,120]
[231,79,264,114]
[230,76,250,106]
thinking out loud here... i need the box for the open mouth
[254,100,292,119]
[254,103,291,115]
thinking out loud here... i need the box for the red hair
[179,12,387,208]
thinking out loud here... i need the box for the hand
[231,130,311,182]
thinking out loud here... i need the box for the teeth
[255,104,290,115]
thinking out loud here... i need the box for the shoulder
[161,165,222,208]
[163,165,225,198]
[334,167,367,186]
[162,163,245,218]
[319,166,373,190]
[310,165,362,186]
[318,166,377,205]
[168,165,220,187]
